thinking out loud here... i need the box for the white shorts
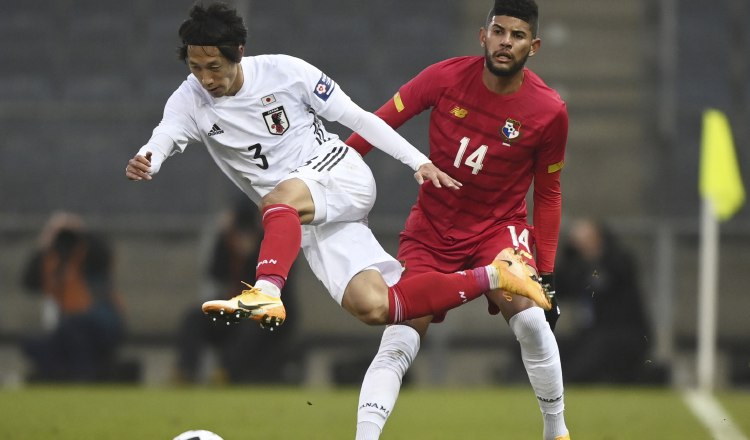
[282,142,403,303]
[301,221,402,304]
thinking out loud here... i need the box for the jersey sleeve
[138,82,202,174]
[335,100,430,170]
[284,56,354,123]
[345,62,444,155]
[533,103,568,273]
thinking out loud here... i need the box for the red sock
[256,204,301,288]
[387,267,490,323]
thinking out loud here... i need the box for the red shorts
[397,220,537,323]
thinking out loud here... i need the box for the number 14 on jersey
[453,137,487,175]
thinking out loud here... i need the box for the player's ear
[479,27,487,48]
[529,38,541,56]
[238,45,245,56]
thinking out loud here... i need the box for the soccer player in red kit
[346,1,571,439]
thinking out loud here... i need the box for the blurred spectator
[21,212,126,382]
[555,218,658,383]
[173,200,301,384]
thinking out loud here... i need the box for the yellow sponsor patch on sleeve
[393,92,405,112]
[547,160,564,173]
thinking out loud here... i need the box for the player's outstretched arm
[125,152,153,181]
[335,101,429,169]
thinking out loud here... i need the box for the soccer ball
[172,430,224,440]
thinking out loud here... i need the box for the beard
[484,48,530,77]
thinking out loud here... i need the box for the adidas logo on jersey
[207,123,224,137]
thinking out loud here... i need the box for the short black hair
[178,2,247,63]
[486,0,539,37]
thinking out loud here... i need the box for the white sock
[486,264,502,290]
[544,412,568,439]
[254,280,281,298]
[355,325,420,440]
[355,422,381,440]
[509,307,568,440]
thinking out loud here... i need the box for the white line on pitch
[683,389,748,440]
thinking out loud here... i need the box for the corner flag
[699,108,745,221]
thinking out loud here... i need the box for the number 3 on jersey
[248,143,269,169]
[453,136,487,175]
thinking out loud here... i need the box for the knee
[342,272,390,325]
[259,193,288,211]
[260,179,311,210]
[510,307,551,342]
[371,326,421,373]
[350,300,389,326]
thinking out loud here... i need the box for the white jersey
[139,54,430,204]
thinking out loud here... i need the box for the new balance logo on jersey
[459,291,467,303]
[207,123,224,136]
[450,106,469,118]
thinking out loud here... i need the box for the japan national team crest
[262,106,289,135]
[500,118,522,143]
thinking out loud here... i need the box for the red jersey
[347,56,567,273]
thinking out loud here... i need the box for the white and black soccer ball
[173,430,224,440]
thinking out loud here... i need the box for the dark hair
[52,228,85,260]
[486,0,539,37]
[178,2,247,63]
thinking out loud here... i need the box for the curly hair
[177,2,248,63]
[486,0,539,37]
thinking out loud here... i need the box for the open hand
[414,162,462,189]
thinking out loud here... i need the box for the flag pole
[696,199,719,392]
[696,108,745,392]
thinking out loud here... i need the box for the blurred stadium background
[1,0,749,396]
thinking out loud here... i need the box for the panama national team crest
[500,118,522,143]
[262,106,289,135]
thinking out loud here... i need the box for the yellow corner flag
[699,108,745,221]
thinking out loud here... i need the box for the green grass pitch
[0,385,748,439]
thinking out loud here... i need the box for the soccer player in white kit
[125,2,550,330]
